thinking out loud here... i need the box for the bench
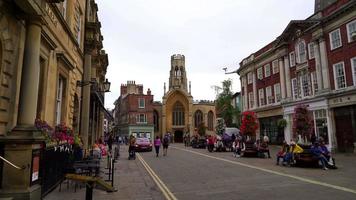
[294,147,319,167]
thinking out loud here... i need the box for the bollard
[111,158,115,187]
[85,181,94,200]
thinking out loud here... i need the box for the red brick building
[237,0,356,152]
[114,81,154,140]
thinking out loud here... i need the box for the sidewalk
[44,144,165,200]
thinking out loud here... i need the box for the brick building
[114,81,154,140]
[237,0,356,152]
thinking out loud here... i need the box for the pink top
[154,139,161,146]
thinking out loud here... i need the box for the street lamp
[76,78,111,93]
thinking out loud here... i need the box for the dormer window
[295,40,306,64]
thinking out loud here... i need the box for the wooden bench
[294,148,319,167]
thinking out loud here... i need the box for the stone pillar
[284,114,292,143]
[279,58,286,99]
[327,108,337,152]
[243,76,248,111]
[314,41,323,91]
[80,54,91,150]
[284,56,291,98]
[252,72,257,109]
[0,18,44,200]
[17,19,42,126]
[319,38,330,90]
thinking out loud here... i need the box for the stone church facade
[154,54,216,142]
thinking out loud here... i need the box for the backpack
[163,136,169,145]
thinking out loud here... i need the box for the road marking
[137,153,178,200]
[173,146,356,195]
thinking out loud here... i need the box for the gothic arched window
[194,110,203,127]
[208,111,214,131]
[172,101,185,126]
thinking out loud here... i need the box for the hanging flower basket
[240,111,258,137]
[277,119,287,129]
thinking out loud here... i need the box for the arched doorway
[174,130,183,143]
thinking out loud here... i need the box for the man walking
[163,134,170,156]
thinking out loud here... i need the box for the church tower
[169,54,188,91]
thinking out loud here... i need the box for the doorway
[174,130,183,143]
[334,106,356,152]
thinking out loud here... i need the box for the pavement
[44,143,356,200]
[44,144,165,200]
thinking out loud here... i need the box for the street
[138,144,356,200]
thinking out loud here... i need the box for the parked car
[135,138,152,152]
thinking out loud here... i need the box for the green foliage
[215,79,240,127]
[277,119,287,129]
[197,122,207,136]
[215,118,225,136]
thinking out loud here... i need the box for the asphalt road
[138,144,356,200]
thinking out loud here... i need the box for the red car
[135,138,152,152]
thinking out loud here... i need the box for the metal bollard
[111,158,115,187]
[85,181,94,200]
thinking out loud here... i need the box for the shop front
[333,105,356,152]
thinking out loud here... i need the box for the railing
[0,155,25,170]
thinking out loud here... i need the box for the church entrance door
[174,130,183,143]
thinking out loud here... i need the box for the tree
[240,111,258,138]
[215,79,240,127]
[215,118,225,136]
[197,122,207,137]
[293,104,313,143]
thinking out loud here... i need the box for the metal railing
[0,155,25,170]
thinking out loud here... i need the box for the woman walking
[154,136,161,157]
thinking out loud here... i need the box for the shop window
[314,109,329,144]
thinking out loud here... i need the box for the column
[284,56,292,98]
[319,38,330,90]
[314,41,323,91]
[17,19,42,126]
[80,54,91,150]
[279,58,286,99]
[242,76,248,111]
[252,72,257,109]
[284,114,292,143]
[327,109,337,152]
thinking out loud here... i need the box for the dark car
[135,138,152,152]
[191,138,207,149]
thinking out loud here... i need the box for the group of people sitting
[276,139,335,170]
[232,135,271,158]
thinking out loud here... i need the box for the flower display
[240,111,258,136]
[292,104,313,143]
[35,119,75,145]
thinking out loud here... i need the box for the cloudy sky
[97,0,314,109]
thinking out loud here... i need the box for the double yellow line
[137,153,178,200]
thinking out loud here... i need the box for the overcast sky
[97,0,314,109]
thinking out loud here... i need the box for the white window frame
[333,62,346,90]
[264,64,271,77]
[291,78,298,99]
[311,71,318,95]
[300,72,311,98]
[138,98,145,108]
[56,76,64,125]
[272,60,279,74]
[136,114,147,124]
[248,92,254,109]
[258,88,265,106]
[247,72,253,84]
[351,57,356,86]
[346,19,356,43]
[296,40,307,64]
[289,51,296,67]
[266,86,273,104]
[329,29,342,50]
[308,42,315,59]
[274,83,281,102]
[257,67,263,80]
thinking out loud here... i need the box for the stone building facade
[0,0,109,198]
[114,81,154,140]
[157,54,216,142]
[237,0,356,151]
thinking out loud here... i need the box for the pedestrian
[154,136,161,157]
[163,134,170,156]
